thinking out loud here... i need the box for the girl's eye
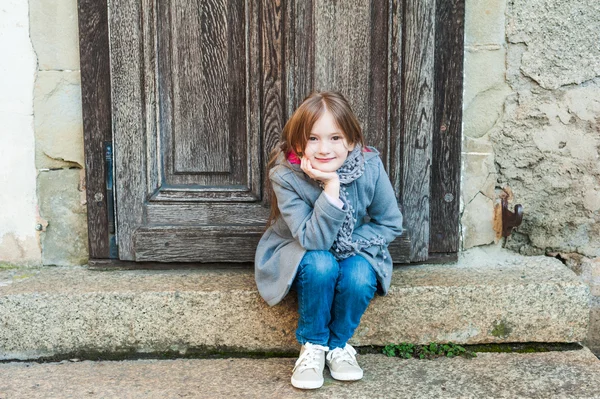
[332,136,341,140]
[309,137,317,141]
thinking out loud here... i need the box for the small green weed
[383,342,477,360]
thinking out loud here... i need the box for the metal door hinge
[104,141,119,258]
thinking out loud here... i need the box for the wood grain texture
[134,226,265,262]
[388,0,403,197]
[158,0,249,187]
[314,0,371,135]
[247,0,262,200]
[136,0,259,198]
[262,0,284,206]
[367,1,390,162]
[78,0,111,258]
[143,0,159,198]
[429,0,464,253]
[171,0,231,173]
[400,0,435,262]
[88,258,254,269]
[109,0,146,260]
[134,226,411,263]
[146,203,269,225]
[284,0,314,115]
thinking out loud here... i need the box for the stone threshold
[2,348,600,398]
[0,246,590,361]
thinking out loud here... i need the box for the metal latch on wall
[501,197,523,237]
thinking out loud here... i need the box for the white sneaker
[326,344,363,381]
[291,343,329,389]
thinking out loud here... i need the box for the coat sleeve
[271,169,349,251]
[352,158,403,246]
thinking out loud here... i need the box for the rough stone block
[0,247,589,360]
[464,48,507,106]
[507,0,600,89]
[586,297,600,357]
[463,48,512,138]
[461,192,496,249]
[490,82,600,257]
[463,84,512,138]
[465,0,506,46]
[29,0,80,70]
[34,71,84,169]
[580,257,600,297]
[37,168,88,266]
[461,149,496,207]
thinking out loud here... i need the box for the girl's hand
[300,157,339,185]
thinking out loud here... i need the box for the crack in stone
[42,151,82,169]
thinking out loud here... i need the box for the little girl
[254,91,403,390]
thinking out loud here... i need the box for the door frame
[78,0,465,264]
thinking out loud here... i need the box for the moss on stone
[467,342,580,353]
[0,263,19,270]
[491,320,513,338]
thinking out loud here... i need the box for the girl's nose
[318,142,331,154]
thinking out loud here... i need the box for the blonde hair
[264,91,366,228]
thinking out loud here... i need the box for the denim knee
[297,250,339,283]
[338,256,377,298]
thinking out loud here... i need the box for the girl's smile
[304,109,354,173]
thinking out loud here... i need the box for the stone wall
[31,0,88,266]
[461,0,600,353]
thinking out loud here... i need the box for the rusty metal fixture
[501,197,523,237]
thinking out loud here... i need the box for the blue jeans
[292,250,377,350]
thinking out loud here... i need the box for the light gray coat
[254,146,404,306]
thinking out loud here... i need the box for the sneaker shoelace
[326,344,359,366]
[293,343,328,373]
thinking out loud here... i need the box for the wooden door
[85,0,463,263]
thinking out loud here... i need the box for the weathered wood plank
[134,226,265,262]
[367,1,390,160]
[142,0,159,198]
[78,0,112,258]
[262,0,284,205]
[158,0,249,187]
[150,187,259,201]
[284,0,315,114]
[88,258,254,269]
[248,0,262,200]
[109,0,146,260]
[400,0,435,262]
[314,0,371,135]
[146,203,269,225]
[388,0,403,196]
[430,0,464,253]
[171,0,231,173]
[134,226,411,263]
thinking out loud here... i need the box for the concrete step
[0,246,590,361]
[1,347,599,398]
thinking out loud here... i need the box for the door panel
[109,0,434,262]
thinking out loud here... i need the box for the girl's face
[302,110,355,173]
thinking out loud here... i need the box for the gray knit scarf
[318,144,387,261]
